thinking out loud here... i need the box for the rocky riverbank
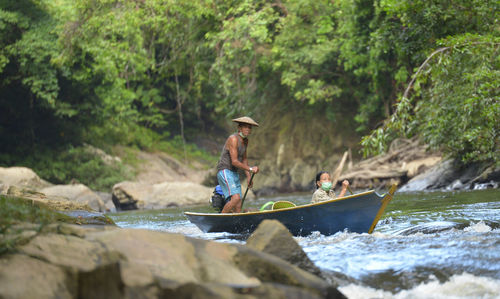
[1,137,498,214]
[1,141,497,298]
[0,161,217,213]
[337,138,500,192]
[251,137,499,195]
[0,218,346,298]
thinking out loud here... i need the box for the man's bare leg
[221,194,242,213]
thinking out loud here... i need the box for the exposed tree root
[339,137,442,190]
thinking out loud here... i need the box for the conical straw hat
[232,116,259,127]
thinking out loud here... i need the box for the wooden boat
[184,184,397,236]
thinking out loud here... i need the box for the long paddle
[331,151,348,189]
[240,172,255,209]
[347,185,354,195]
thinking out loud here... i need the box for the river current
[109,188,500,298]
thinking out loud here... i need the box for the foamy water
[339,273,500,299]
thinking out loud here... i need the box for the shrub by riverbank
[0,195,114,256]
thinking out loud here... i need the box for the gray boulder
[111,181,213,210]
[41,184,106,212]
[400,159,500,191]
[399,159,456,192]
[246,220,322,277]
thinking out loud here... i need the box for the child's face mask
[321,181,332,191]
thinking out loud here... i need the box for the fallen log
[339,169,407,180]
[337,138,441,190]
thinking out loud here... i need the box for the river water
[109,188,500,298]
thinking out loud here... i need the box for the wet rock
[473,181,499,190]
[400,160,500,192]
[59,210,115,225]
[399,160,456,192]
[233,247,346,298]
[446,179,466,191]
[246,220,322,277]
[470,164,500,189]
[111,181,213,210]
[41,184,106,212]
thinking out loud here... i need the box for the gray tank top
[217,134,247,172]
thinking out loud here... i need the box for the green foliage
[0,196,74,228]
[57,0,215,130]
[207,0,278,114]
[271,0,342,105]
[336,0,498,131]
[10,146,133,191]
[85,123,217,167]
[208,0,344,115]
[1,0,498,184]
[362,34,500,165]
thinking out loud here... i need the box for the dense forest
[1,0,498,190]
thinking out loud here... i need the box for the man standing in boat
[217,116,260,213]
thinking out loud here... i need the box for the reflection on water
[109,188,500,298]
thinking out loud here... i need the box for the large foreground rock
[112,181,213,210]
[0,254,73,298]
[0,224,346,298]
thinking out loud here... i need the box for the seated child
[311,171,350,203]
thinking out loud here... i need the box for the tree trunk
[175,74,187,164]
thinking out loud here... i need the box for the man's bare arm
[228,136,251,171]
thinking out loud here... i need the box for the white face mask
[239,132,247,139]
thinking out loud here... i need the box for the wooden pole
[331,151,348,188]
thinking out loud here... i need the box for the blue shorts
[217,169,242,200]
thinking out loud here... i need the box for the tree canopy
[1,0,498,186]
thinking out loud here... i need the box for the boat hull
[185,185,396,236]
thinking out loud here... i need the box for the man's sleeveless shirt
[217,134,247,172]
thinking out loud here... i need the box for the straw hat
[232,116,259,127]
